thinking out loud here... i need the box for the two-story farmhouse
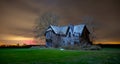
[45,24,92,47]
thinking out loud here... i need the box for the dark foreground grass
[0,48,120,64]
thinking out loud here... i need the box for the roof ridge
[47,24,86,35]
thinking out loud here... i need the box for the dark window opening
[69,32,71,37]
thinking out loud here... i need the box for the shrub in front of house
[62,45,101,50]
[82,45,102,50]
[61,45,81,50]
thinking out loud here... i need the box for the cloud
[0,0,120,44]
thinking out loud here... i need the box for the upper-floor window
[74,33,79,37]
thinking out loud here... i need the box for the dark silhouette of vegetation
[34,12,59,40]
[0,45,45,48]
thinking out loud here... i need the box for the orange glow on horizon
[0,38,45,46]
[0,35,120,45]
[7,36,34,40]
[94,41,120,44]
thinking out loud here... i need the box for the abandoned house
[45,24,92,47]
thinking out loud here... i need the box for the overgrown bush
[61,45,101,50]
[90,45,102,50]
[82,45,102,50]
[62,45,81,50]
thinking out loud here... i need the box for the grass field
[0,48,120,64]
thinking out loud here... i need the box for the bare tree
[34,12,59,40]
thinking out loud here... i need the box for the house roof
[73,24,85,35]
[59,26,68,35]
[46,28,52,31]
[50,25,59,34]
[46,25,68,35]
[46,24,87,35]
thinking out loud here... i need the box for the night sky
[0,0,120,44]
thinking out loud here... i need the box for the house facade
[45,24,91,48]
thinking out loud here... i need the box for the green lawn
[0,48,120,64]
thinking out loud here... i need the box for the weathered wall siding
[46,31,51,39]
[61,37,68,46]
[49,32,61,47]
[64,27,74,45]
[74,37,80,43]
[81,27,90,44]
[46,32,82,47]
[46,31,90,47]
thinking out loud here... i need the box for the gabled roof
[46,25,69,35]
[73,24,85,34]
[46,24,88,35]
[50,25,60,34]
[46,28,52,31]
[59,26,68,35]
